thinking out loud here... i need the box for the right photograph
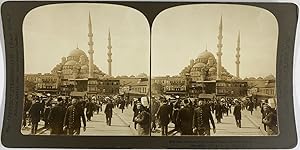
[150,4,278,136]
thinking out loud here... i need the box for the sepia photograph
[151,4,278,136]
[22,3,150,136]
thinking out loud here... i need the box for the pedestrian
[29,99,42,135]
[215,101,223,123]
[262,105,278,135]
[22,95,32,129]
[233,99,242,128]
[261,102,267,131]
[48,97,66,135]
[134,103,151,136]
[151,98,160,132]
[193,99,216,136]
[176,99,194,135]
[104,98,114,126]
[156,98,172,136]
[248,99,254,115]
[132,99,140,129]
[85,99,94,121]
[119,98,126,113]
[64,98,86,135]
[43,98,52,128]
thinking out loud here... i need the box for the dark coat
[233,104,242,120]
[248,101,254,111]
[64,104,86,129]
[215,103,223,119]
[177,106,194,135]
[29,102,42,123]
[157,104,172,126]
[105,103,114,118]
[86,102,95,117]
[194,106,215,130]
[133,104,139,122]
[135,109,151,135]
[48,103,66,134]
[119,100,126,109]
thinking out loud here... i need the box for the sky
[24,4,278,78]
[151,4,278,78]
[24,3,150,76]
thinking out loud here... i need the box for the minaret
[216,16,223,80]
[88,12,94,78]
[107,29,112,76]
[236,31,241,78]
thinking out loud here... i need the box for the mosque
[25,13,120,97]
[152,16,248,98]
[179,16,240,81]
[50,13,112,79]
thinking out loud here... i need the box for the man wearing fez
[48,97,66,135]
[64,98,86,135]
[193,98,216,136]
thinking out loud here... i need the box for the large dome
[69,48,87,57]
[197,50,215,60]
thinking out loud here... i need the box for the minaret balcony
[88,33,93,37]
[88,41,94,45]
[217,44,223,48]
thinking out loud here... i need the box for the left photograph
[22,3,150,136]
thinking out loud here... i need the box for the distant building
[25,13,120,98]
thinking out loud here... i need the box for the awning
[70,91,87,97]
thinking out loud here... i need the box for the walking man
[64,98,86,135]
[48,97,66,135]
[233,99,242,128]
[29,99,42,135]
[193,99,216,136]
[104,99,114,126]
[176,99,194,135]
[156,98,172,136]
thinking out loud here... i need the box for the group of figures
[22,94,128,135]
[149,96,278,136]
[22,93,278,136]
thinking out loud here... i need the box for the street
[21,105,265,136]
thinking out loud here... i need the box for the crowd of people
[22,93,128,135]
[22,93,278,136]
[149,96,278,136]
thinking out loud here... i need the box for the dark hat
[57,97,63,102]
[183,99,189,104]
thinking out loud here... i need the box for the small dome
[64,60,77,66]
[209,67,216,72]
[265,74,275,80]
[69,48,87,58]
[193,62,206,68]
[81,65,88,70]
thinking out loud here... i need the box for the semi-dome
[81,65,88,70]
[192,62,206,68]
[64,60,77,66]
[69,48,87,57]
[209,67,216,72]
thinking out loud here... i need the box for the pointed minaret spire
[216,15,223,80]
[88,12,94,78]
[236,31,241,78]
[107,29,112,76]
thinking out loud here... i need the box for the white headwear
[141,97,149,108]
